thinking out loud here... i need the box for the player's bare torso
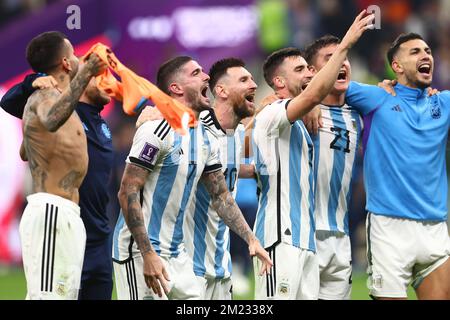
[22,89,88,204]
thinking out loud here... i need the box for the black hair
[303,35,341,65]
[156,56,193,95]
[26,31,68,73]
[387,33,425,65]
[263,47,302,88]
[208,57,246,95]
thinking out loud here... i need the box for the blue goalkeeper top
[345,81,449,222]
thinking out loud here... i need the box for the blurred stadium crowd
[0,0,449,292]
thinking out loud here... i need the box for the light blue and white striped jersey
[253,99,316,252]
[184,110,244,280]
[113,119,222,262]
[312,104,363,235]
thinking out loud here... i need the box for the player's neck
[214,101,240,131]
[51,71,71,91]
[178,96,200,120]
[322,92,345,106]
[396,75,423,90]
[276,88,292,99]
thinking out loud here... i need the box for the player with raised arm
[113,56,271,300]
[303,35,363,300]
[252,11,374,300]
[345,33,450,300]
[19,31,107,299]
[3,74,116,300]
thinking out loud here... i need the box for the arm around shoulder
[345,81,386,115]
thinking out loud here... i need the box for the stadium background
[0,0,449,300]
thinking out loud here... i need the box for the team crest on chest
[101,123,112,139]
[430,101,441,119]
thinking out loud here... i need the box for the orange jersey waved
[83,43,197,134]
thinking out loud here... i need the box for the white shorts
[114,250,202,300]
[19,193,86,300]
[254,242,319,300]
[316,231,352,300]
[196,276,232,300]
[366,212,450,298]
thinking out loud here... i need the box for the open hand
[32,75,61,93]
[248,237,273,276]
[142,251,171,298]
[340,10,376,50]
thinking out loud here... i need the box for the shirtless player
[19,31,106,300]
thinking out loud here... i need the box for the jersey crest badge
[430,102,441,119]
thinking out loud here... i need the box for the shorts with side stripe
[366,212,450,298]
[113,250,202,300]
[19,193,86,300]
[254,242,319,300]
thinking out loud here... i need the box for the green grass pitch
[0,267,416,300]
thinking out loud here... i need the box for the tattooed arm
[201,170,273,275]
[118,164,170,297]
[34,53,106,132]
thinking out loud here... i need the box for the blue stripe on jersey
[306,126,316,251]
[192,184,210,276]
[254,138,269,248]
[170,129,198,257]
[344,110,362,234]
[227,134,236,169]
[288,123,303,247]
[113,213,125,259]
[148,135,182,255]
[312,133,320,197]
[214,219,227,278]
[213,135,236,278]
[327,109,346,231]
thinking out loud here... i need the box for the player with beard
[2,60,118,300]
[113,56,271,300]
[133,58,258,299]
[17,31,107,299]
[182,58,257,299]
[252,11,374,299]
[345,33,450,300]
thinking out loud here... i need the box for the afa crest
[430,101,441,119]
[101,123,112,139]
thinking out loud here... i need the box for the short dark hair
[156,56,193,95]
[304,35,341,66]
[263,47,302,88]
[387,33,425,65]
[208,58,246,95]
[26,31,68,73]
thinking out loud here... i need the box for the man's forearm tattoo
[45,69,92,131]
[203,170,254,243]
[127,191,152,255]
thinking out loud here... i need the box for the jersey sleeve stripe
[154,119,167,135]
[203,163,222,173]
[129,156,155,171]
